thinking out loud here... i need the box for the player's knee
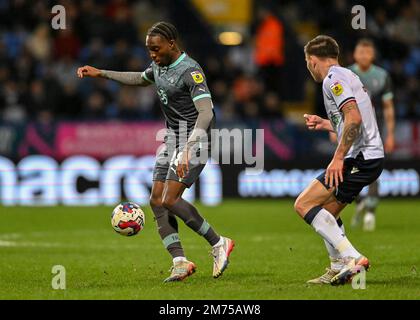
[149,194,163,208]
[294,197,307,217]
[162,195,179,209]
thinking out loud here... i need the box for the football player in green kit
[349,39,395,231]
[77,22,234,283]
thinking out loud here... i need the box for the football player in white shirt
[294,35,384,285]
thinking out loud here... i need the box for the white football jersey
[322,65,384,159]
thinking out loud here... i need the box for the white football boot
[211,236,235,278]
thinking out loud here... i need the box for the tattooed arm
[325,101,362,188]
[334,101,362,159]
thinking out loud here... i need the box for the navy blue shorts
[316,153,384,204]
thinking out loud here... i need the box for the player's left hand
[176,149,190,179]
[385,134,395,154]
[325,156,344,189]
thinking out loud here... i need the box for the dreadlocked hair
[147,21,178,41]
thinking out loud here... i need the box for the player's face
[305,55,322,83]
[146,35,175,67]
[354,45,375,70]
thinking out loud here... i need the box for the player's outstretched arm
[304,114,334,132]
[76,65,152,87]
[325,101,362,188]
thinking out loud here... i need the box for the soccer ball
[111,202,145,236]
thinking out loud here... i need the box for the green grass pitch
[0,199,419,299]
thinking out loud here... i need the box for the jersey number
[157,88,168,105]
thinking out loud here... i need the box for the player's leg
[363,180,379,231]
[162,180,234,278]
[164,152,234,278]
[307,197,347,284]
[295,178,369,285]
[150,180,195,282]
[149,181,184,259]
[151,144,196,282]
[351,194,365,228]
[323,200,347,265]
[328,155,383,285]
[162,180,221,246]
[294,179,363,259]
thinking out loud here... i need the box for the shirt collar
[168,52,186,69]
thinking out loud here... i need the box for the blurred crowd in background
[0,0,419,125]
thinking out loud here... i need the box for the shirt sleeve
[324,74,356,110]
[182,67,212,102]
[381,72,393,102]
[142,63,155,83]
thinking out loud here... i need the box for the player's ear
[307,55,314,64]
[309,56,315,68]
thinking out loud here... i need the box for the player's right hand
[304,114,323,130]
[77,65,102,78]
[176,149,190,179]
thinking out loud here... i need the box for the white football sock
[324,220,345,257]
[324,222,345,270]
[312,209,361,259]
[173,256,187,264]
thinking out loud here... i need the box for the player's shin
[363,196,378,231]
[323,217,346,271]
[169,198,221,246]
[305,206,361,259]
[363,196,378,214]
[363,182,379,231]
[152,205,185,259]
[351,195,365,227]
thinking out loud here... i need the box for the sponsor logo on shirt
[330,81,343,96]
[191,71,204,84]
